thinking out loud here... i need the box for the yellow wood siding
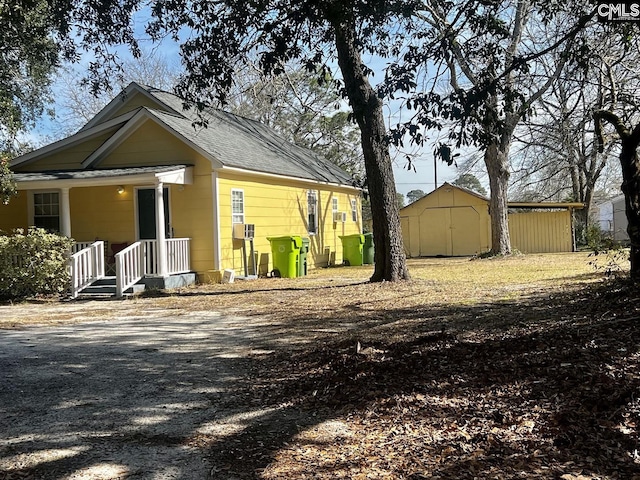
[99,120,204,168]
[53,122,218,276]
[13,131,118,172]
[68,181,214,270]
[509,210,573,253]
[168,174,214,277]
[70,186,135,243]
[6,107,361,281]
[106,144,215,275]
[217,171,361,276]
[0,191,28,232]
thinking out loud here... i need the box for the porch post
[156,182,168,276]
[60,187,71,237]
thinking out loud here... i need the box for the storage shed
[399,183,583,257]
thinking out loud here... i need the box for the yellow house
[399,183,583,257]
[1,83,362,295]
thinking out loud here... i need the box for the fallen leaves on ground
[3,254,639,479]
[206,276,640,479]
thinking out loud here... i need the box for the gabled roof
[401,182,489,209]
[79,83,187,131]
[441,182,490,202]
[13,82,357,188]
[596,194,626,207]
[401,182,583,211]
[149,108,354,185]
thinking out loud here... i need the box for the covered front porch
[14,165,196,298]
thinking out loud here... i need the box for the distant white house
[596,195,628,242]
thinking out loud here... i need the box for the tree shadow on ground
[2,278,639,479]
[202,278,640,478]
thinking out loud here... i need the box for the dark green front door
[137,188,170,239]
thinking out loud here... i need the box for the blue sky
[27,15,472,202]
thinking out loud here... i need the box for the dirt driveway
[0,309,290,480]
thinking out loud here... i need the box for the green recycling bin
[299,237,310,277]
[339,234,365,266]
[363,232,375,264]
[267,236,302,278]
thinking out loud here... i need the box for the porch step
[90,277,117,286]
[77,276,116,297]
[76,277,144,298]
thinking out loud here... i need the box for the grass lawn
[2,252,639,479]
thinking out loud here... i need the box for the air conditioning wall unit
[333,212,347,223]
[233,223,255,239]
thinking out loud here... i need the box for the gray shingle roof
[148,107,354,185]
[14,83,358,188]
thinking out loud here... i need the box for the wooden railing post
[70,240,105,298]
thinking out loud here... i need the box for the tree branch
[594,109,629,153]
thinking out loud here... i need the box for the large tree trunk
[574,178,595,246]
[594,110,640,278]
[484,142,512,255]
[619,140,640,278]
[330,14,410,282]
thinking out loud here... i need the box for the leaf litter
[1,254,639,479]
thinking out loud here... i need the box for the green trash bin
[363,232,375,264]
[267,236,302,278]
[339,234,365,266]
[299,237,310,277]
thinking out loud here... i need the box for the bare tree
[226,65,364,182]
[52,50,181,138]
[514,32,640,243]
[593,35,640,277]
[388,0,594,255]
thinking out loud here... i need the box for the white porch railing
[115,242,145,298]
[72,242,94,254]
[142,238,191,275]
[70,241,105,298]
[70,238,191,298]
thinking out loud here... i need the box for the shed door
[450,207,481,256]
[418,206,482,256]
[419,208,451,256]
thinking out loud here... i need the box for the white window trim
[332,197,339,214]
[351,198,358,222]
[307,190,318,235]
[231,189,245,224]
[29,190,61,232]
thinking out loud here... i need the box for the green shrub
[585,224,621,251]
[585,225,629,277]
[0,228,74,300]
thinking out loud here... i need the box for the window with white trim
[351,198,358,222]
[307,190,318,234]
[33,192,60,232]
[332,197,338,215]
[231,189,244,224]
